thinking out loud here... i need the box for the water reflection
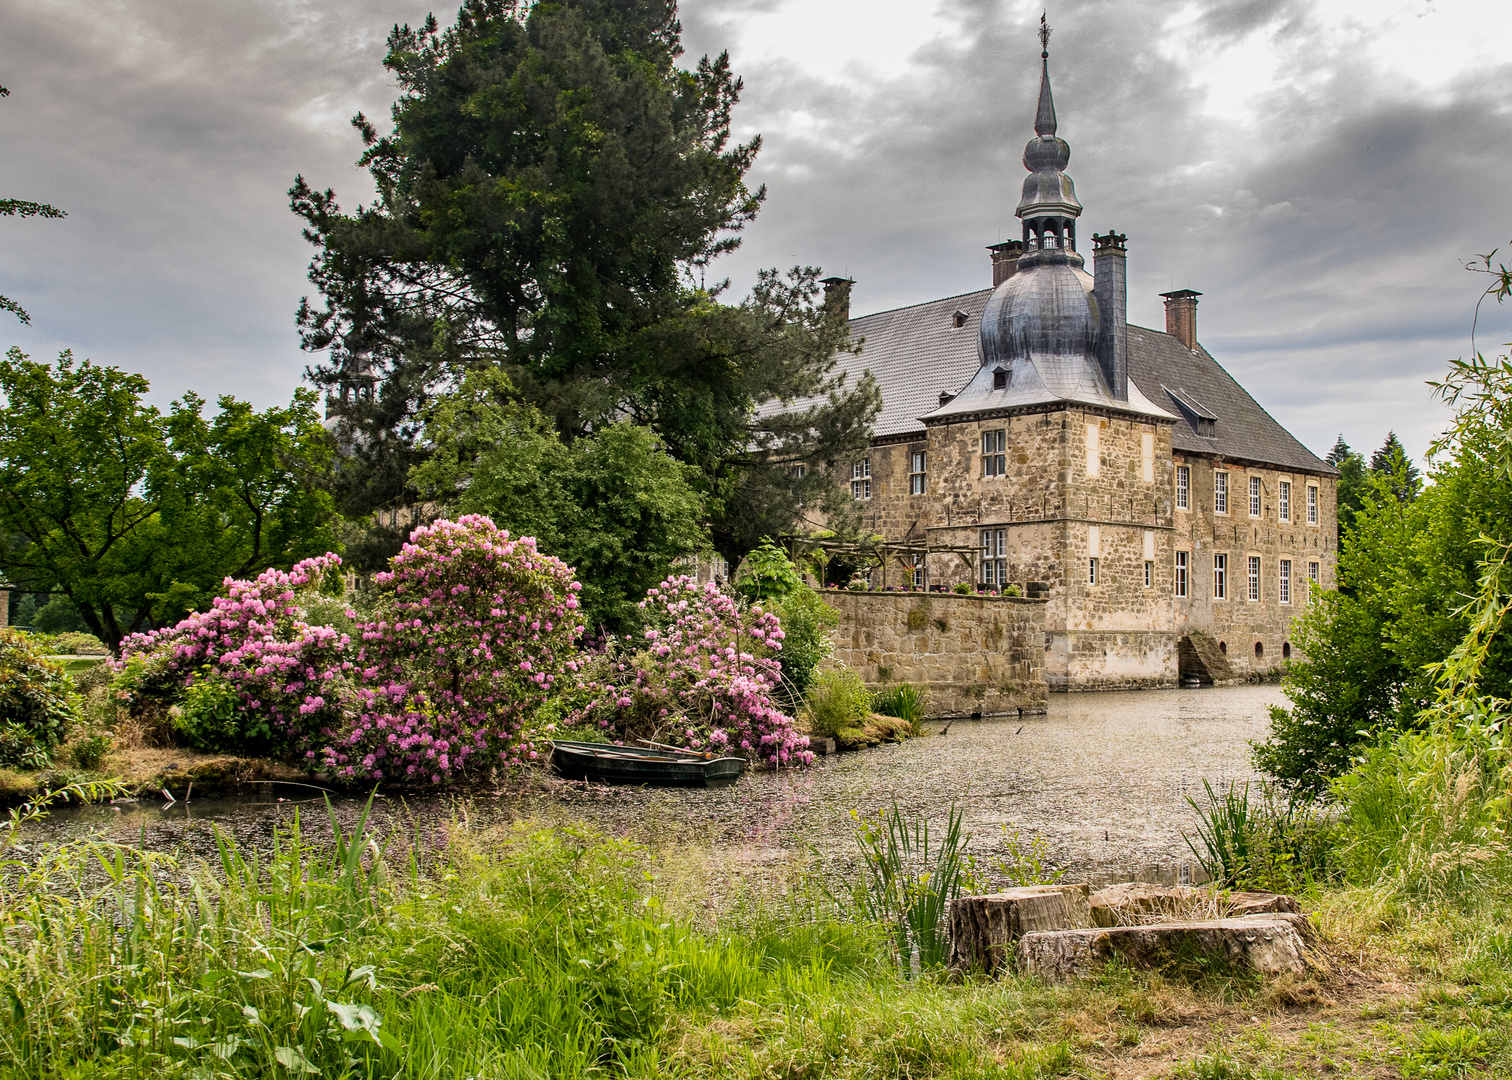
[27,684,1281,884]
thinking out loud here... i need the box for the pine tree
[290,0,877,560]
[1370,430,1422,502]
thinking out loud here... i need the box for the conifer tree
[290,0,877,560]
[1370,430,1421,501]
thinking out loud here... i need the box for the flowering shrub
[0,629,81,768]
[331,515,583,783]
[573,576,813,768]
[117,516,585,785]
[116,553,357,759]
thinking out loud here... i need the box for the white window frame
[979,529,1006,586]
[1278,480,1291,522]
[1144,560,1153,588]
[1247,555,1261,602]
[1249,476,1262,518]
[912,554,925,589]
[981,429,1006,477]
[1214,471,1229,515]
[1214,553,1228,600]
[1279,559,1292,604]
[851,459,871,500]
[1176,465,1190,510]
[1088,557,1099,585]
[1308,561,1320,589]
[909,450,926,495]
[1307,484,1318,525]
[1175,551,1189,598]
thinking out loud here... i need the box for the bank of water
[26,684,1281,884]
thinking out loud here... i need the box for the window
[909,451,926,495]
[851,459,870,500]
[980,529,1006,586]
[1214,471,1229,515]
[1279,558,1292,604]
[992,368,1009,390]
[1088,557,1099,585]
[981,430,1006,477]
[1176,465,1190,510]
[1214,553,1228,599]
[1175,551,1189,597]
[1247,555,1261,602]
[952,309,969,329]
[1278,481,1291,522]
[1144,560,1153,587]
[1307,485,1318,525]
[912,555,925,589]
[1249,476,1262,517]
[1308,561,1320,587]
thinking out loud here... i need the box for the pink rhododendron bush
[571,576,814,768]
[116,515,584,784]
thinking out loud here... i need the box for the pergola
[780,534,981,590]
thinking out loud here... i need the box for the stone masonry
[821,591,1048,716]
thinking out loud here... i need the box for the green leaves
[0,349,337,650]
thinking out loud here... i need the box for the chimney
[987,240,1024,287]
[1092,232,1129,401]
[820,276,854,323]
[1161,289,1202,350]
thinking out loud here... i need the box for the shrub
[0,629,80,768]
[66,732,112,770]
[573,575,812,767]
[872,683,929,725]
[804,667,872,739]
[1183,779,1340,892]
[952,582,971,595]
[768,587,838,701]
[173,670,276,754]
[733,538,807,602]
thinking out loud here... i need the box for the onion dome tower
[923,18,1166,423]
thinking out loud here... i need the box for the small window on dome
[952,309,968,329]
[993,368,1009,390]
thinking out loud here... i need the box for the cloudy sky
[2,0,1509,464]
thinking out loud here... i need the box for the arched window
[1254,641,1264,659]
[1282,642,1291,660]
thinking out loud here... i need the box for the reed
[850,800,971,972]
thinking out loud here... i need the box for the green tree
[1369,430,1421,501]
[1325,434,1368,543]
[1,85,66,324]
[411,368,708,633]
[291,0,877,560]
[0,349,338,650]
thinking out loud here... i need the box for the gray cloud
[3,0,1509,469]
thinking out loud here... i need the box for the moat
[26,684,1281,884]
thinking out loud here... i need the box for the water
[24,684,1282,884]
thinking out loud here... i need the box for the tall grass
[851,801,971,972]
[872,683,929,726]
[0,794,882,1079]
[1183,779,1339,893]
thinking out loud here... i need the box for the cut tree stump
[947,884,1091,975]
[1017,916,1310,983]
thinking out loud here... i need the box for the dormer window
[993,367,1010,390]
[952,309,968,329]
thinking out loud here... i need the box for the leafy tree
[1369,430,1421,501]
[0,86,66,325]
[1325,435,1368,543]
[291,0,877,558]
[0,349,338,651]
[411,369,708,633]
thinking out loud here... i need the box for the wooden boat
[549,739,747,788]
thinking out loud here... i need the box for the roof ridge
[851,287,994,323]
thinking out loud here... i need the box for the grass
[7,796,1512,1079]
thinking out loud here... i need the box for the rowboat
[548,739,747,788]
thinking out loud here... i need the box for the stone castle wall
[1171,454,1337,678]
[821,591,1049,716]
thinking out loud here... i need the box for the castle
[807,42,1338,691]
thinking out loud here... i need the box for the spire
[1035,14,1056,137]
[1015,15,1081,254]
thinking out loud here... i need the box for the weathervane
[1039,12,1052,59]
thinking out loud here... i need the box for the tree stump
[947,884,1091,975]
[1017,916,1310,983]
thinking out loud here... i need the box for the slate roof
[803,288,1333,476]
[1125,326,1334,474]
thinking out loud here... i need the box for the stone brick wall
[821,591,1049,716]
[1171,454,1337,678]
